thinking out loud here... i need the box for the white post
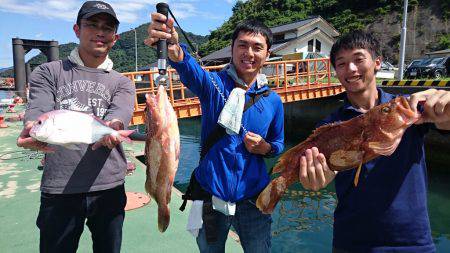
[398,0,408,80]
[134,28,138,72]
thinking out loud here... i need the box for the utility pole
[398,0,408,80]
[134,28,138,72]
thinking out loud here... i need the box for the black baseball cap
[76,1,119,25]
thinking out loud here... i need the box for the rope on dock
[0,150,43,161]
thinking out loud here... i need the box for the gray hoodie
[25,59,135,194]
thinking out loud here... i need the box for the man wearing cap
[16,1,135,252]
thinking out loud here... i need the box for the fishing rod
[154,2,202,86]
[155,2,169,86]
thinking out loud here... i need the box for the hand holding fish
[299,147,336,191]
[243,132,271,155]
[409,89,450,130]
[17,121,54,152]
[256,97,419,214]
[92,120,124,150]
[144,13,183,62]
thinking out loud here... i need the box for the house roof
[271,16,339,37]
[270,28,335,54]
[270,16,318,34]
[201,46,231,62]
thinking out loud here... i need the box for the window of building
[316,40,321,52]
[308,39,314,52]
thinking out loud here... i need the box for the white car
[376,61,398,79]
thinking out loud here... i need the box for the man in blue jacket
[298,30,450,252]
[146,14,284,253]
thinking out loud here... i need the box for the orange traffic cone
[0,114,8,128]
[6,104,16,113]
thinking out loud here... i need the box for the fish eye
[37,120,42,125]
[381,106,391,114]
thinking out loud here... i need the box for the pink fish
[29,110,133,150]
[145,85,180,232]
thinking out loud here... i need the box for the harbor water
[173,117,450,252]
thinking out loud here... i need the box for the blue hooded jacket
[169,44,284,202]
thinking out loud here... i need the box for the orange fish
[256,96,419,214]
[145,85,180,232]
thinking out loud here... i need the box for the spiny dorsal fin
[306,122,341,141]
[272,123,341,174]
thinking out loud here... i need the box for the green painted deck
[0,105,243,252]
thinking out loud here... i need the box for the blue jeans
[36,185,126,253]
[196,197,272,253]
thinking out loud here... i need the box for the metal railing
[122,58,343,125]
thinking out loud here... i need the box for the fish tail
[256,175,289,214]
[157,204,170,233]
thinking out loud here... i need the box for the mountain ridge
[0,23,207,77]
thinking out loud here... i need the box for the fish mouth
[29,120,42,138]
[145,85,166,108]
[29,127,36,138]
[145,85,167,121]
[29,126,49,142]
[395,96,420,125]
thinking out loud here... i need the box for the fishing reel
[154,2,200,87]
[155,2,169,87]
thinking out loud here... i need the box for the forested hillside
[2,0,448,78]
[200,0,449,64]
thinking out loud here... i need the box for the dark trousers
[36,185,127,253]
[196,197,272,253]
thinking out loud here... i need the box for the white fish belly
[46,112,113,144]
